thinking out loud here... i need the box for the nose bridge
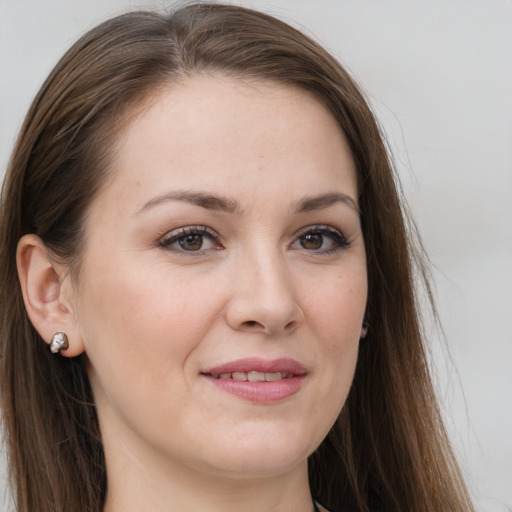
[226,240,303,334]
[248,243,292,301]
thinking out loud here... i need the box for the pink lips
[201,358,306,403]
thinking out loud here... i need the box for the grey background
[1,1,511,510]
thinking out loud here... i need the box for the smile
[209,371,295,381]
[202,358,306,403]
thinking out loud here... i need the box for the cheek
[77,260,226,429]
[78,258,227,370]
[305,270,367,337]
[303,270,366,408]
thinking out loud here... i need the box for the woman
[0,3,475,512]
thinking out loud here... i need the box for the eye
[159,226,221,253]
[290,225,349,254]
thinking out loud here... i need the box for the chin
[204,452,308,479]
[194,425,318,478]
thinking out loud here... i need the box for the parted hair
[0,4,474,512]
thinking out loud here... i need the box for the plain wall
[1,1,511,510]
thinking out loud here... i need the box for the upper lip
[202,358,307,376]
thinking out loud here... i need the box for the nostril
[241,320,268,331]
[284,321,296,331]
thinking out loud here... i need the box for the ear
[16,234,85,357]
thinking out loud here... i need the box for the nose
[225,249,305,336]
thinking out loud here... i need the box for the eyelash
[159,226,221,254]
[158,224,349,255]
[291,225,350,255]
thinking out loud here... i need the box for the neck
[102,441,314,512]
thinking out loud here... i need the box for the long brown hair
[0,4,474,512]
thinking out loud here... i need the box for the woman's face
[73,76,367,479]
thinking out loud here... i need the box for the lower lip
[204,375,305,403]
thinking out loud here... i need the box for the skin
[19,76,367,512]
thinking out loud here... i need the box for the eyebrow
[137,190,239,215]
[293,192,359,214]
[136,190,358,215]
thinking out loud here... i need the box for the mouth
[207,371,297,382]
[201,358,306,403]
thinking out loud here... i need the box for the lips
[210,371,294,382]
[204,357,307,376]
[201,358,306,403]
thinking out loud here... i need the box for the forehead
[93,75,357,215]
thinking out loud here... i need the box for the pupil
[301,233,323,250]
[179,235,203,251]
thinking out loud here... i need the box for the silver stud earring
[50,332,69,354]
[360,324,368,339]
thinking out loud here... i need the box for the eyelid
[291,224,350,252]
[159,225,221,252]
[294,224,345,238]
[157,223,349,256]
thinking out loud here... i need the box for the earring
[360,323,368,339]
[50,332,69,354]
